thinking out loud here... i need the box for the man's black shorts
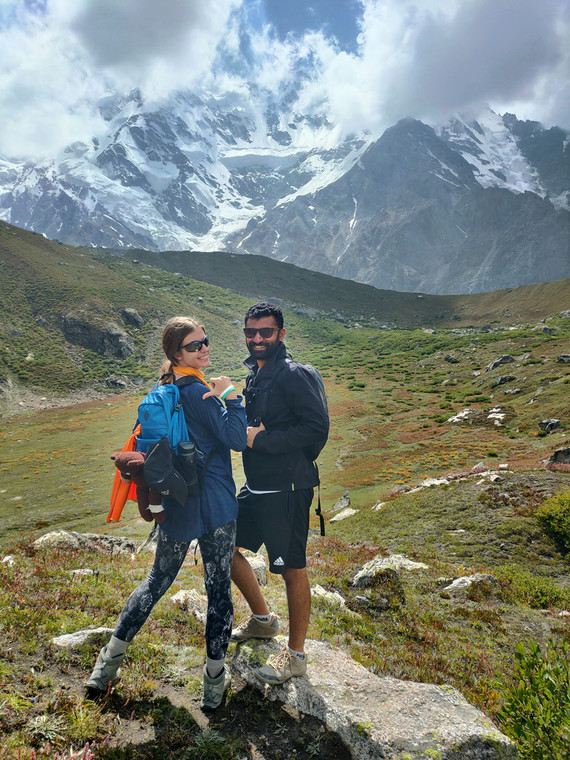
[235,487,314,574]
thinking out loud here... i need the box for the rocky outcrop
[61,312,134,358]
[441,573,498,598]
[486,355,514,372]
[40,534,516,758]
[33,530,145,555]
[232,638,516,760]
[120,307,145,328]
[539,418,562,433]
[550,447,570,464]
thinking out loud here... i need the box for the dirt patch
[1,642,352,759]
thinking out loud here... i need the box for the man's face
[244,316,285,363]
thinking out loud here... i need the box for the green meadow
[0,221,569,758]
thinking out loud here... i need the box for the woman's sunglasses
[180,336,209,352]
[243,327,279,339]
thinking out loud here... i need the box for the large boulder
[486,355,514,372]
[539,419,562,434]
[34,530,140,555]
[232,638,516,760]
[550,447,570,464]
[61,311,134,357]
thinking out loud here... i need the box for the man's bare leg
[231,547,270,616]
[282,566,310,653]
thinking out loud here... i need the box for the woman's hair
[159,316,205,383]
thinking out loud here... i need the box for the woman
[87,316,246,711]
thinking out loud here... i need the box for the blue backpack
[135,377,208,505]
[136,382,189,454]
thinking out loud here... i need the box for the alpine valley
[0,87,568,295]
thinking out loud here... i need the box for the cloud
[384,0,567,124]
[0,0,240,157]
[0,4,109,158]
[317,0,570,133]
[69,0,239,91]
[0,0,568,159]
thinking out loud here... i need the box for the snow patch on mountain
[437,110,544,197]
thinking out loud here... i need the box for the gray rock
[539,418,562,433]
[171,589,208,624]
[231,638,515,760]
[52,627,114,649]
[354,554,429,587]
[495,376,516,386]
[311,584,350,610]
[486,355,514,372]
[68,569,99,579]
[442,573,497,597]
[120,307,144,328]
[557,354,570,363]
[241,552,268,586]
[550,447,570,464]
[330,507,359,522]
[331,492,351,513]
[61,312,134,358]
[105,374,128,389]
[34,530,139,555]
[352,565,407,611]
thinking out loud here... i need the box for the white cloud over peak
[0,0,568,159]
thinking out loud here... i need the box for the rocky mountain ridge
[0,87,568,294]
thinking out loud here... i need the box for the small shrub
[185,728,244,759]
[494,564,569,609]
[498,639,570,760]
[535,489,570,554]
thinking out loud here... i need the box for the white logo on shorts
[273,557,285,566]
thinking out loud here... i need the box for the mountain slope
[0,88,568,294]
[230,118,569,294]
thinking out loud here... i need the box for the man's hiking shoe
[86,647,124,692]
[231,613,280,642]
[201,664,230,711]
[255,648,307,685]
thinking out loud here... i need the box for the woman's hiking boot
[86,647,124,692]
[201,664,231,711]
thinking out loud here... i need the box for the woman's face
[173,328,210,370]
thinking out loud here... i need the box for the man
[230,301,329,684]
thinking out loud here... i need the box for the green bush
[535,489,570,554]
[498,639,570,760]
[494,565,569,609]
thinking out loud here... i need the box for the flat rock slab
[231,638,515,760]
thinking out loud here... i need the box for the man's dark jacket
[242,342,329,491]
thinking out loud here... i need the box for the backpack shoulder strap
[174,375,220,485]
[174,375,203,389]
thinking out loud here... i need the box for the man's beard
[247,339,281,362]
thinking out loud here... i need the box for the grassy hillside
[1,219,568,413]
[117,246,570,328]
[0,221,569,758]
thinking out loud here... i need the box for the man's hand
[247,421,265,447]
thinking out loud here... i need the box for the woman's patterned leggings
[114,520,236,661]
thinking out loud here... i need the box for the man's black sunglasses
[180,336,209,352]
[243,327,279,339]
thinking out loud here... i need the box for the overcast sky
[0,0,568,158]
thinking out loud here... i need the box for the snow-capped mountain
[0,88,568,294]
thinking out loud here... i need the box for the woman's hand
[247,421,265,447]
[202,375,238,401]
